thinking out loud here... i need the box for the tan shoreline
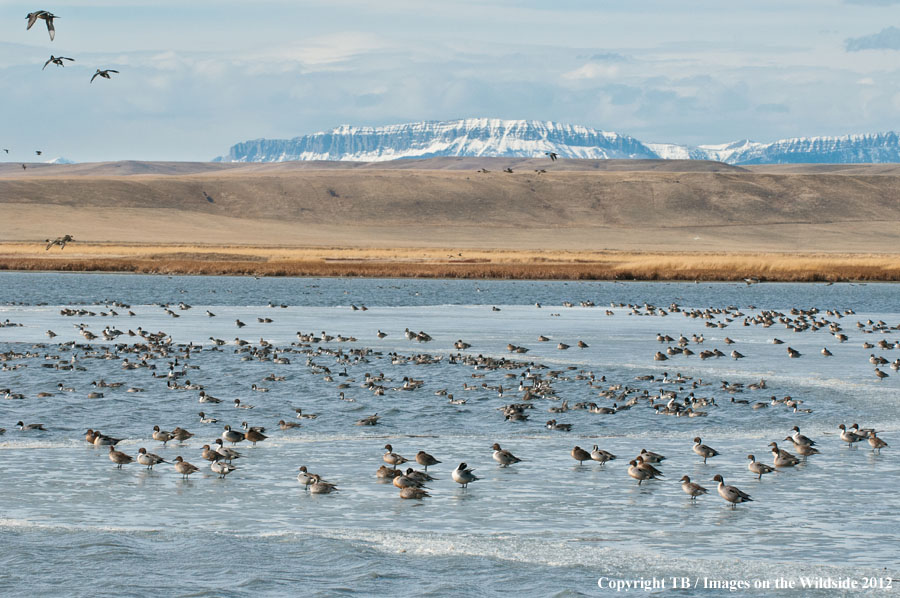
[3,158,899,280]
[2,243,898,281]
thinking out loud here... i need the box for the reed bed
[1,247,898,281]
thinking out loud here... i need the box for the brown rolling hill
[1,158,899,252]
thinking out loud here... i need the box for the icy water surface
[0,274,898,597]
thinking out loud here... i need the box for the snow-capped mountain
[213,119,900,165]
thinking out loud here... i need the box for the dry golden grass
[2,243,898,281]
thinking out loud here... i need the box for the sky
[1,0,899,162]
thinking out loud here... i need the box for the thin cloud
[845,26,900,51]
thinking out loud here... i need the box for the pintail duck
[198,412,218,424]
[491,443,522,467]
[222,425,245,445]
[211,460,238,479]
[692,437,720,463]
[768,442,800,467]
[355,413,380,426]
[234,398,253,409]
[838,424,865,447]
[868,431,888,453]
[152,425,173,445]
[638,449,666,464]
[308,475,338,494]
[713,474,752,508]
[415,450,441,470]
[383,444,408,466]
[43,55,73,70]
[452,462,479,488]
[375,465,401,479]
[137,447,167,470]
[297,466,317,488]
[213,440,242,463]
[26,11,58,41]
[789,426,815,447]
[590,445,616,465]
[399,487,430,499]
[627,459,658,484]
[201,445,220,462]
[571,446,591,464]
[91,430,121,445]
[294,408,318,419]
[171,427,193,442]
[90,69,118,83]
[792,442,820,457]
[680,475,708,499]
[278,419,301,430]
[635,456,664,478]
[173,456,199,479]
[244,427,268,445]
[747,454,775,479]
[392,473,425,489]
[16,421,47,431]
[108,445,133,468]
[546,419,572,431]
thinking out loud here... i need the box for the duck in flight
[91,69,119,83]
[46,234,74,250]
[26,11,58,41]
[43,55,74,70]
[545,151,558,161]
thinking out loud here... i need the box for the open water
[0,273,897,597]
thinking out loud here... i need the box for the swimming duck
[278,419,301,430]
[198,412,218,424]
[16,421,47,431]
[355,413,379,426]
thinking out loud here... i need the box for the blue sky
[1,0,899,161]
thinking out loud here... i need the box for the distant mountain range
[213,119,900,165]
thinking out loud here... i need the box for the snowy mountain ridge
[214,119,900,165]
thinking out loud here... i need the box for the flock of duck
[6,10,118,165]
[1,296,895,506]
